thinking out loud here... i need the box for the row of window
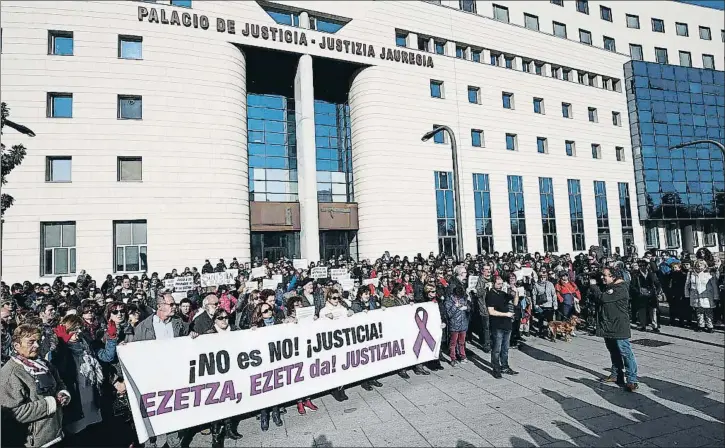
[431,125,626,161]
[49,31,143,59]
[644,222,719,249]
[45,156,142,182]
[47,93,142,119]
[396,30,621,93]
[631,46,718,70]
[262,4,346,33]
[431,1,722,70]
[435,170,634,255]
[41,221,147,276]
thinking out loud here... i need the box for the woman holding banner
[350,288,384,391]
[284,296,320,415]
[320,289,356,401]
[251,303,284,431]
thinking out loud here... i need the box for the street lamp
[422,125,464,261]
[669,139,725,181]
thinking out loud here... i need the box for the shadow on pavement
[517,342,605,380]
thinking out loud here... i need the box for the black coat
[629,270,661,308]
[590,281,631,339]
[191,311,214,335]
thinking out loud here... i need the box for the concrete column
[428,37,435,54]
[294,54,321,261]
[465,46,472,60]
[482,49,491,64]
[542,63,552,77]
[299,11,310,29]
[514,56,523,71]
[681,223,695,254]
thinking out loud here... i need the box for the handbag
[574,301,581,314]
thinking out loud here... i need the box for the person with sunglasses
[251,303,284,431]
[319,290,355,400]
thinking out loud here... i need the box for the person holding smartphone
[486,276,519,379]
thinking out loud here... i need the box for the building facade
[1,0,723,281]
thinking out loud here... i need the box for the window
[47,93,72,118]
[567,180,586,251]
[455,45,465,59]
[417,36,429,52]
[699,26,711,40]
[314,100,353,203]
[562,102,572,118]
[644,224,659,249]
[114,221,148,272]
[679,51,692,67]
[655,47,668,64]
[579,29,592,45]
[665,222,680,248]
[591,143,601,159]
[576,0,589,14]
[600,6,612,22]
[434,41,445,55]
[618,183,633,232]
[395,32,407,47]
[468,86,480,104]
[551,0,564,5]
[588,74,597,87]
[651,18,665,33]
[551,66,560,79]
[539,178,558,252]
[432,125,445,144]
[533,98,544,114]
[502,92,514,109]
[471,129,484,147]
[45,157,72,182]
[265,8,299,26]
[522,59,531,72]
[473,173,494,254]
[577,72,585,84]
[626,14,640,29]
[524,13,540,31]
[493,4,509,23]
[430,80,443,98]
[588,107,598,122]
[594,181,610,251]
[170,0,192,7]
[435,172,458,257]
[48,30,73,55]
[490,52,501,66]
[630,44,643,60]
[118,95,142,119]
[504,56,514,69]
[508,175,528,253]
[553,21,567,38]
[612,111,621,126]
[118,157,142,181]
[676,22,689,37]
[537,137,548,154]
[565,140,575,157]
[118,35,142,59]
[703,223,717,247]
[562,69,571,81]
[702,54,715,70]
[534,63,543,75]
[603,36,616,52]
[505,133,518,151]
[615,146,625,161]
[471,49,481,62]
[459,0,476,13]
[311,16,346,34]
[41,222,76,276]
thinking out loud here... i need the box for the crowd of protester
[0,246,723,447]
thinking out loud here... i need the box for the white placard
[171,292,187,303]
[251,267,267,279]
[514,267,534,280]
[467,276,479,293]
[272,274,283,286]
[330,268,348,281]
[341,278,355,291]
[362,278,379,287]
[244,281,258,291]
[164,279,175,289]
[293,259,308,270]
[200,271,237,288]
[119,303,443,443]
[174,276,195,293]
[311,267,328,279]
[294,306,315,322]
[262,279,278,290]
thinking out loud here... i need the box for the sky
[675,0,725,10]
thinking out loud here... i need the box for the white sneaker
[459,358,469,364]
[571,331,577,336]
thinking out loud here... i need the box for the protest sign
[244,281,258,291]
[340,278,355,291]
[171,292,186,303]
[467,276,479,293]
[164,279,175,290]
[262,279,278,290]
[174,276,194,293]
[201,272,234,288]
[272,274,283,285]
[119,303,442,443]
[311,267,328,279]
[362,278,379,287]
[250,267,267,279]
[293,259,308,270]
[330,268,348,281]
[294,306,315,322]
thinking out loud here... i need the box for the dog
[548,316,581,342]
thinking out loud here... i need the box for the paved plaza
[188,325,725,447]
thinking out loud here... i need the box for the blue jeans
[491,328,512,372]
[604,338,638,384]
[559,303,574,320]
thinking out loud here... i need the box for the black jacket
[191,311,214,334]
[629,270,661,307]
[590,281,631,339]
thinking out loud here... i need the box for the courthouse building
[0,0,723,281]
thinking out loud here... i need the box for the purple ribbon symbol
[412,307,436,358]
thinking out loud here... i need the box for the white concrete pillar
[542,63,552,77]
[465,46,472,60]
[294,54,321,261]
[482,49,491,64]
[299,11,310,29]
[428,37,435,54]
[407,32,418,49]
[514,56,523,71]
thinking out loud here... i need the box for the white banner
[262,279,278,290]
[119,303,442,442]
[467,276,479,293]
[200,270,237,288]
[330,268,348,281]
[341,278,355,291]
[250,267,267,279]
[295,306,315,322]
[310,267,328,279]
[293,259,308,270]
[163,279,175,290]
[362,278,379,287]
